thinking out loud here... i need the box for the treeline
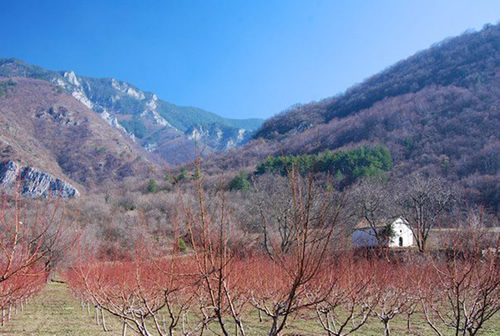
[66,248,500,336]
[255,145,392,183]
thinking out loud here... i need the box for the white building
[352,217,414,248]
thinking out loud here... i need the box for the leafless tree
[370,261,414,336]
[311,255,376,336]
[350,176,396,248]
[395,174,456,252]
[421,228,500,336]
[250,173,298,254]
[175,157,249,336]
[247,168,348,336]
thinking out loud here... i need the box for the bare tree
[0,190,69,282]
[395,174,455,252]
[370,261,414,336]
[311,255,376,336]
[250,173,297,254]
[350,176,396,248]
[175,157,249,336]
[247,168,348,336]
[0,188,73,327]
[421,228,500,336]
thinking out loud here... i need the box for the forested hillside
[255,24,499,139]
[211,24,499,212]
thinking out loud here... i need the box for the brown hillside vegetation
[209,24,500,212]
[0,78,159,193]
[255,23,499,140]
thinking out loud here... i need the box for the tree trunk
[101,308,108,332]
[383,319,391,336]
[95,305,100,326]
[269,316,279,336]
[122,320,128,336]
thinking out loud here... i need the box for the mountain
[0,59,263,164]
[212,23,500,212]
[0,77,157,195]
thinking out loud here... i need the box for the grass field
[0,282,498,335]
[0,282,120,336]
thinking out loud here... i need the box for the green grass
[0,282,120,336]
[0,283,498,335]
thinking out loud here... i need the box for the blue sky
[1,1,499,119]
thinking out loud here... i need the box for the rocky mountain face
[0,77,157,196]
[185,123,250,150]
[0,59,263,164]
[0,160,79,198]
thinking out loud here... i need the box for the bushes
[146,179,157,193]
[0,79,17,98]
[229,171,250,191]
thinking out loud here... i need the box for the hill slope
[255,24,499,140]
[0,77,157,194]
[214,24,500,211]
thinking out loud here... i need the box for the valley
[0,10,498,336]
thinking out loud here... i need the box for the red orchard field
[0,189,71,326]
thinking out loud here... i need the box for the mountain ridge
[0,58,263,164]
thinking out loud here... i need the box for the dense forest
[255,145,392,184]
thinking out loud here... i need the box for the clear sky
[1,1,499,119]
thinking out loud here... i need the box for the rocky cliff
[185,123,250,150]
[0,161,79,198]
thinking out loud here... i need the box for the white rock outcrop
[0,161,80,198]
